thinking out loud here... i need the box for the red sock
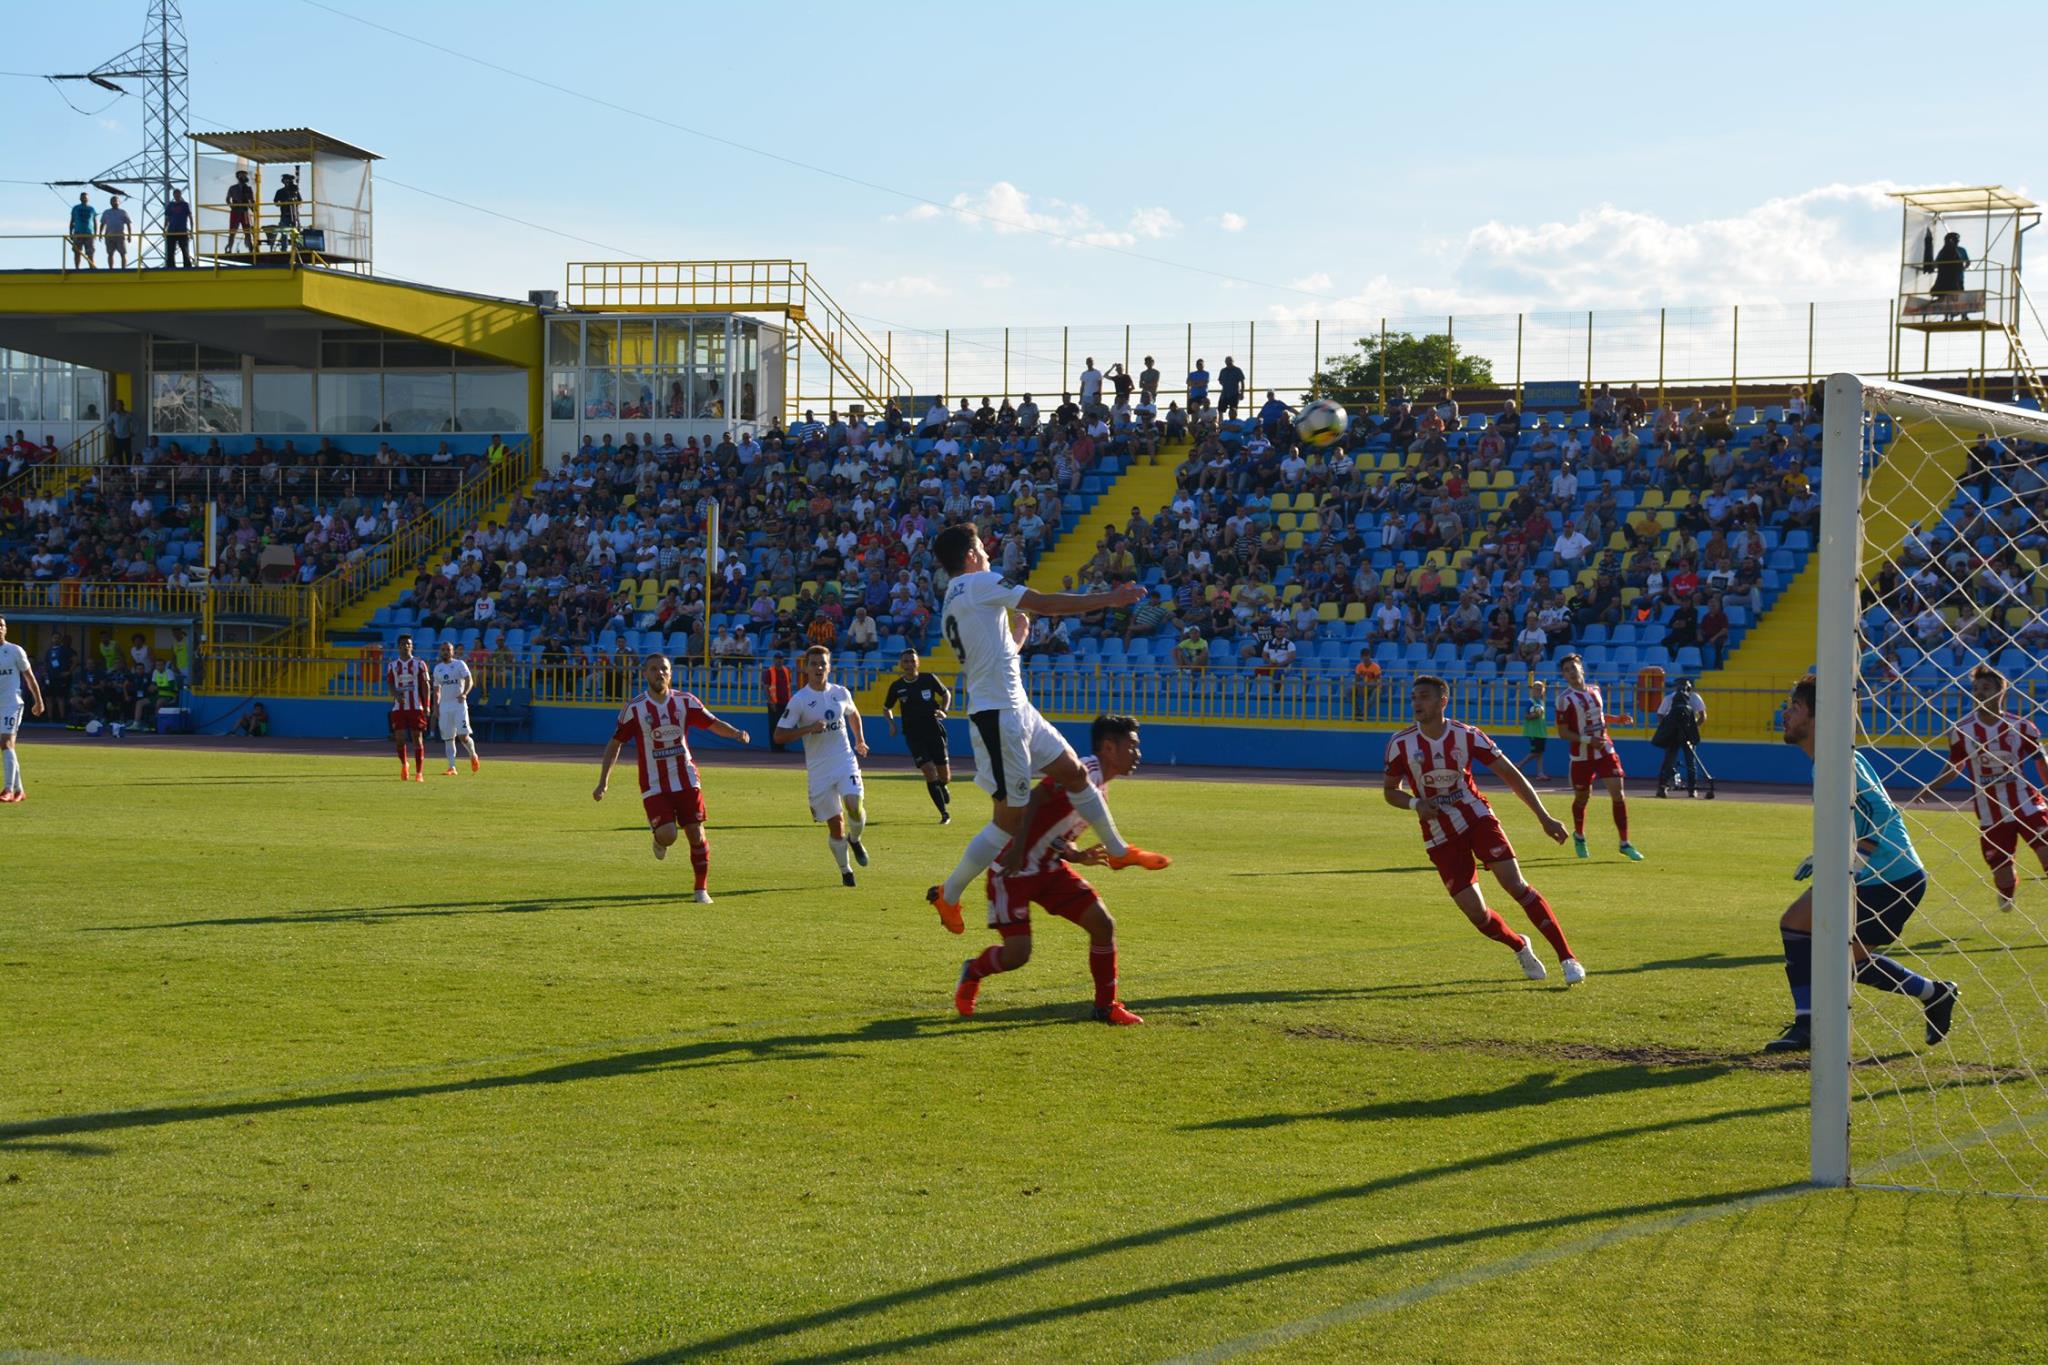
[1473,908,1526,950]
[1089,942,1117,1009]
[1571,793,1588,836]
[1612,797,1629,842]
[395,743,409,772]
[966,943,1010,980]
[1514,884,1574,960]
[689,839,710,892]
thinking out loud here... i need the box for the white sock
[942,821,1011,902]
[829,836,852,873]
[2,748,16,792]
[444,739,457,765]
[1067,783,1129,857]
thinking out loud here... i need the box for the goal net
[1814,373,2048,1196]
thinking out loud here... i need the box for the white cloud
[1218,212,1247,232]
[899,181,1182,250]
[98,118,123,133]
[854,274,946,299]
[1267,181,1907,323]
[976,271,1014,290]
[1291,272,1333,293]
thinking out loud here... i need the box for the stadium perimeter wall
[188,696,1843,785]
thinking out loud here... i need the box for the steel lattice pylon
[49,0,189,241]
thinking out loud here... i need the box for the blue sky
[3,0,2044,335]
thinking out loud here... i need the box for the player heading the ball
[925,522,1168,934]
[594,654,750,903]
[1383,674,1585,985]
[773,645,871,887]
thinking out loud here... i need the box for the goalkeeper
[1763,675,1959,1054]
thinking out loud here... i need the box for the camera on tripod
[1653,678,1715,799]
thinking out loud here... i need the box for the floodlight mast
[46,0,190,241]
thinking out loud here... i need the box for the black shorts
[904,722,948,768]
[1525,736,1547,754]
[1855,871,1926,948]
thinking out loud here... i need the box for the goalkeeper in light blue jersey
[1763,675,1959,1054]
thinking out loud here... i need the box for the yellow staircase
[854,449,1188,712]
[1697,417,1965,734]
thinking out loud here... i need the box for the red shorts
[985,865,1100,939]
[1569,750,1625,788]
[1426,814,1517,894]
[1980,809,2048,868]
[389,708,427,733]
[643,786,707,831]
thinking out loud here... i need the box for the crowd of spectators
[35,627,190,729]
[1034,382,1837,686]
[394,392,1153,662]
[0,439,493,586]
[1859,433,2048,680]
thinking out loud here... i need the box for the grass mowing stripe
[1158,1185,1813,1364]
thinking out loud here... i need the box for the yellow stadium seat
[1440,568,1461,590]
[1638,489,1667,509]
[1301,512,1322,532]
[1666,489,1695,508]
[1268,493,1290,511]
[1655,511,1678,530]
[1479,491,1503,510]
[1276,512,1300,532]
[778,595,796,612]
[1284,531,1305,549]
[1342,602,1368,622]
[618,577,638,595]
[1318,601,1340,621]
[1282,583,1304,602]
[1621,587,1642,604]
[1607,532,1630,550]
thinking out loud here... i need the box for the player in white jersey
[773,645,871,887]
[1916,665,2048,914]
[0,617,48,804]
[432,641,480,776]
[924,523,1170,934]
[1555,653,1644,861]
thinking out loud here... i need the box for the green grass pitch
[2,742,2046,1361]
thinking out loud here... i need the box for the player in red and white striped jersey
[1555,653,1645,861]
[386,634,434,781]
[594,655,750,902]
[1917,665,2048,914]
[953,715,1167,1026]
[1383,675,1585,984]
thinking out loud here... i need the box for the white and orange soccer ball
[1295,398,1349,448]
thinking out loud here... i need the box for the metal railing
[1,426,109,500]
[0,579,311,620]
[16,460,491,508]
[0,227,349,274]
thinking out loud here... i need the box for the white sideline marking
[1162,1187,1806,1364]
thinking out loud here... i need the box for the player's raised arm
[1481,749,1570,844]
[1015,582,1144,618]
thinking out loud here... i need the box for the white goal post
[1815,373,2048,1194]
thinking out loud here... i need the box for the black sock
[927,780,949,813]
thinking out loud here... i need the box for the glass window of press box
[543,315,782,459]
[0,348,106,448]
[144,329,527,437]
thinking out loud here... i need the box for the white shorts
[438,702,472,739]
[968,702,1075,806]
[0,707,20,737]
[807,770,864,822]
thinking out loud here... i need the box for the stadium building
[2,143,2041,784]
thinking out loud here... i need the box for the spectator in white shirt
[1554,520,1593,566]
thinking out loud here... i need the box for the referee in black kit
[883,648,953,823]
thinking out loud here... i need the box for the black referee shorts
[904,721,949,769]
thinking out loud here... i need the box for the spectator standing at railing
[105,399,133,460]
[66,194,98,269]
[162,189,193,268]
[270,173,302,250]
[225,170,256,253]
[99,196,132,269]
[1217,357,1246,419]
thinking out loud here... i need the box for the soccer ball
[1295,398,1348,448]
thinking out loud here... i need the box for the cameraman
[1653,678,1707,797]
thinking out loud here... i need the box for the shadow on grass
[628,1104,1806,1362]
[68,775,396,788]
[1604,951,1783,976]
[0,981,1553,1155]
[84,891,802,931]
[1184,1063,1736,1131]
[1227,859,1571,879]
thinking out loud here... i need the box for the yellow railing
[561,259,909,415]
[301,440,539,626]
[0,426,109,501]
[0,227,348,274]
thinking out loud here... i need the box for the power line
[290,0,1340,305]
